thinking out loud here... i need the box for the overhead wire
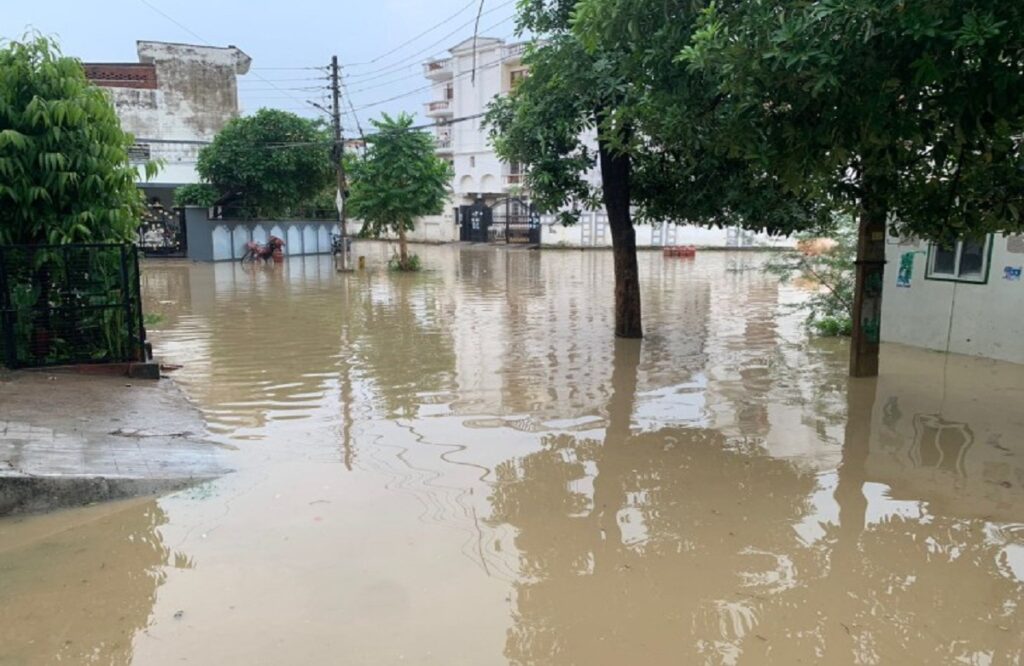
[340,0,515,84]
[133,112,488,151]
[136,0,327,116]
[344,0,480,67]
[348,45,517,113]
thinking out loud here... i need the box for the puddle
[2,244,1023,664]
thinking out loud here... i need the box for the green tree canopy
[487,0,826,339]
[194,108,333,217]
[677,0,1024,376]
[348,113,452,270]
[0,35,150,245]
[681,0,1024,243]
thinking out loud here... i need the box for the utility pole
[330,55,351,272]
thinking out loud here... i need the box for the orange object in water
[663,245,697,257]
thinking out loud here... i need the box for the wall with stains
[881,234,1024,364]
[87,41,251,188]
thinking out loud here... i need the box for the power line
[349,48,514,113]
[250,66,328,71]
[132,112,488,150]
[137,0,323,115]
[340,79,367,144]
[340,0,515,83]
[345,0,479,67]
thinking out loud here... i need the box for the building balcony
[425,99,453,118]
[504,43,527,61]
[503,173,524,188]
[435,137,453,154]
[423,58,453,80]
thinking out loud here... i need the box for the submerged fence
[0,244,146,369]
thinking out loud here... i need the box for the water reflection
[0,499,177,665]
[48,246,1017,663]
[490,338,1024,664]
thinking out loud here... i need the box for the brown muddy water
[3,244,1024,665]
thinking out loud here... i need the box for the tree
[194,108,333,217]
[680,0,1024,375]
[488,0,826,339]
[347,113,452,271]
[0,35,151,244]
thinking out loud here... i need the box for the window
[445,84,454,100]
[469,156,475,168]
[926,236,992,283]
[509,69,528,88]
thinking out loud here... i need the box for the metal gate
[492,197,541,244]
[137,200,187,256]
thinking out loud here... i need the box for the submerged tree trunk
[398,224,409,268]
[597,135,642,339]
[849,180,887,377]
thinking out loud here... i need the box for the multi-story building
[84,40,252,207]
[422,37,792,248]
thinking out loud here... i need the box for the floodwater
[3,243,1024,665]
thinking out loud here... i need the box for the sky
[3,0,520,127]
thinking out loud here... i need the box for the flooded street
[3,244,1024,664]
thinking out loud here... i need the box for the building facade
[422,37,792,249]
[84,40,252,206]
[880,233,1024,364]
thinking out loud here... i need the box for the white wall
[881,234,1024,364]
[539,213,794,249]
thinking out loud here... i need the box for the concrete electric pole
[330,55,352,272]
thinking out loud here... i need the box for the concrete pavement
[0,371,229,515]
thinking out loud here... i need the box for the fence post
[118,245,136,363]
[0,247,15,368]
[130,245,147,361]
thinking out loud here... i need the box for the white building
[422,37,792,249]
[84,40,252,207]
[881,233,1024,365]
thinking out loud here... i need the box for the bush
[388,253,422,272]
[766,219,855,337]
[174,183,218,207]
[0,34,152,244]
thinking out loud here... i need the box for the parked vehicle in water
[240,236,285,264]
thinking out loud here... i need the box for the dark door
[461,199,491,243]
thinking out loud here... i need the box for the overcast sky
[4,0,520,128]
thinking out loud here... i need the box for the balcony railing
[425,99,453,116]
[436,137,452,151]
[423,58,453,79]
[504,43,527,59]
[503,173,524,186]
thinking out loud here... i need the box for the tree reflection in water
[489,341,1024,665]
[0,499,180,665]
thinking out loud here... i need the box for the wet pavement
[0,372,228,516]
[2,243,1023,665]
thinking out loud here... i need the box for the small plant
[388,253,422,272]
[766,218,855,337]
[143,312,166,328]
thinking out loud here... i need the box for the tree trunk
[849,181,887,377]
[597,135,642,339]
[398,225,409,268]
